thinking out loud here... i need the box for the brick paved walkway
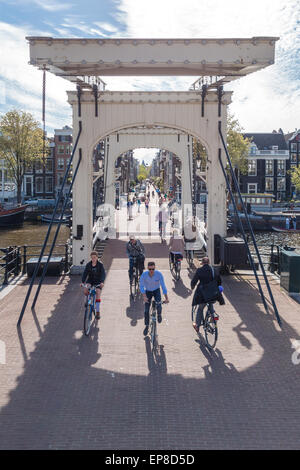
[1,236,300,449]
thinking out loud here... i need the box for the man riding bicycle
[140,261,169,336]
[126,235,145,284]
[81,250,106,320]
[190,257,224,332]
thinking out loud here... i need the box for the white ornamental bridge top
[27,36,278,89]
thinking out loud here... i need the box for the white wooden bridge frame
[27,36,278,269]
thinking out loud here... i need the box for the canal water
[0,222,70,250]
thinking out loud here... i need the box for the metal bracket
[201,84,208,117]
[77,84,82,117]
[92,84,98,117]
[217,85,224,117]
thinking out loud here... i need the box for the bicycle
[186,249,194,268]
[191,301,219,348]
[83,284,101,336]
[148,300,166,351]
[130,256,140,299]
[169,252,182,281]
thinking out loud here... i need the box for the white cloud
[94,22,119,33]
[133,148,159,164]
[0,22,73,129]
[116,0,300,132]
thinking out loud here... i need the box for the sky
[0,0,299,165]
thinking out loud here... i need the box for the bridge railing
[0,243,71,286]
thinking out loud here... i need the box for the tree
[137,163,150,181]
[0,110,46,203]
[290,167,300,195]
[226,113,251,188]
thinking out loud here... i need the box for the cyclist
[190,257,224,332]
[140,261,169,336]
[126,235,145,284]
[169,229,184,265]
[156,204,168,240]
[81,250,106,320]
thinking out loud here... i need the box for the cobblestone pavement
[1,203,300,449]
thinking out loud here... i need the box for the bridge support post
[71,120,93,273]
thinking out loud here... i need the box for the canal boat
[41,214,71,225]
[272,226,300,234]
[0,204,27,228]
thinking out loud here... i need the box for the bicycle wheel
[175,260,181,280]
[204,311,218,348]
[84,304,94,336]
[130,270,137,298]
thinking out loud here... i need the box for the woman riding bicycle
[190,257,224,333]
[81,251,106,320]
[169,229,184,265]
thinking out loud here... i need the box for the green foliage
[227,113,251,175]
[290,166,300,193]
[138,163,150,181]
[153,176,163,192]
[0,109,46,202]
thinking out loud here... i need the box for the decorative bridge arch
[27,36,278,270]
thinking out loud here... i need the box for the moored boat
[41,214,71,224]
[0,204,27,228]
[272,226,300,233]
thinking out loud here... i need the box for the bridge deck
[0,237,300,450]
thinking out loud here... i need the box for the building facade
[285,129,300,198]
[54,125,72,197]
[240,132,290,200]
[23,138,55,200]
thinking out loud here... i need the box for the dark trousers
[144,288,162,325]
[129,256,144,280]
[195,302,215,327]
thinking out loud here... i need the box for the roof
[243,133,288,150]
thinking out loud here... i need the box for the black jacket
[82,260,106,285]
[191,264,222,306]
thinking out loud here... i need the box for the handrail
[31,150,82,309]
[218,121,282,327]
[17,121,82,326]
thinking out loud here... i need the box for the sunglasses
[148,268,155,271]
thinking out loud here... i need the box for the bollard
[3,248,8,285]
[22,245,27,275]
[64,242,69,273]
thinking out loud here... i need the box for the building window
[250,145,257,155]
[35,160,44,173]
[35,176,43,193]
[291,143,297,152]
[291,153,297,163]
[265,177,274,191]
[57,158,64,170]
[46,159,53,173]
[65,146,70,154]
[277,177,286,191]
[248,159,257,176]
[247,183,257,194]
[272,146,278,151]
[45,176,53,193]
[265,160,274,176]
[58,175,64,186]
[58,145,65,154]
[277,160,285,176]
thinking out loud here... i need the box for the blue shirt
[139,270,167,295]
